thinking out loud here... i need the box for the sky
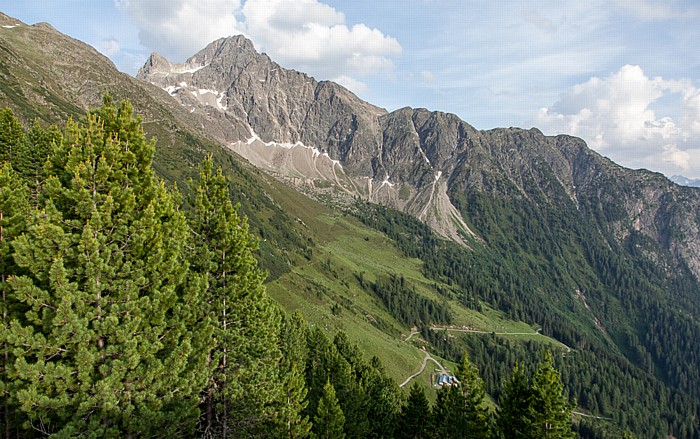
[2,0,700,178]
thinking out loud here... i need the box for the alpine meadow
[0,10,699,439]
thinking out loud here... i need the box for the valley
[0,11,699,437]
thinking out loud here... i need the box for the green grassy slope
[262,179,566,390]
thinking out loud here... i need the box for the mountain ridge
[137,35,700,279]
[2,14,700,436]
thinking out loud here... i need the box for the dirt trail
[430,325,572,353]
[399,350,445,388]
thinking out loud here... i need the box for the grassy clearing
[265,186,567,390]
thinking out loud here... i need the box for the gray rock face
[137,35,700,279]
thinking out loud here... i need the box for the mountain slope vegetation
[0,11,699,437]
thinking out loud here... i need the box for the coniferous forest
[0,99,584,437]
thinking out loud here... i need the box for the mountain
[2,12,700,437]
[671,174,700,188]
[138,35,700,436]
[0,12,309,279]
[138,35,700,280]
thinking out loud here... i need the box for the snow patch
[164,85,180,96]
[176,63,208,74]
[435,171,442,182]
[216,92,227,111]
[247,129,262,145]
[2,24,20,29]
[380,176,394,188]
[197,88,219,96]
[322,152,342,169]
[244,132,334,167]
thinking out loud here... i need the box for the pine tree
[530,350,575,438]
[332,331,370,438]
[0,163,30,437]
[496,363,535,439]
[276,311,312,438]
[0,108,26,165]
[21,120,61,195]
[190,155,282,437]
[314,380,345,439]
[398,383,432,439]
[4,97,210,436]
[364,356,402,438]
[433,355,490,438]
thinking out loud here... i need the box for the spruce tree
[433,355,490,438]
[276,311,312,438]
[364,356,402,438]
[22,120,61,195]
[0,108,26,165]
[190,155,282,437]
[332,331,370,438]
[496,363,535,439]
[4,97,210,436]
[398,383,432,439]
[530,350,575,438]
[0,163,30,437]
[314,380,345,439]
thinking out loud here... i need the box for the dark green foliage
[3,97,210,436]
[371,274,452,327]
[313,380,345,439]
[432,355,490,438]
[364,356,402,438]
[494,351,575,439]
[276,311,312,438]
[530,351,575,438]
[303,328,401,439]
[21,121,61,195]
[0,108,26,164]
[353,193,700,438]
[190,155,282,437]
[496,364,534,438]
[398,383,432,439]
[0,163,30,437]
[0,98,311,438]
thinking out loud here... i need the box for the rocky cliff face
[137,35,700,279]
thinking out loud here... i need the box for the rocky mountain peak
[136,52,173,78]
[186,35,261,66]
[136,36,700,273]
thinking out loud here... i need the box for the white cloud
[420,70,435,83]
[333,75,367,95]
[614,0,698,20]
[537,65,700,177]
[614,0,676,20]
[114,0,244,62]
[115,0,400,85]
[242,0,401,79]
[96,37,121,57]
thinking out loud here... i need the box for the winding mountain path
[399,326,609,422]
[399,350,446,388]
[399,325,573,388]
[572,411,612,421]
[430,325,572,353]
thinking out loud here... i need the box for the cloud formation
[96,37,121,57]
[115,0,400,87]
[613,0,698,20]
[243,0,400,78]
[537,65,700,177]
[114,0,244,62]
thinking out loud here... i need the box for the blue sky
[2,0,700,178]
